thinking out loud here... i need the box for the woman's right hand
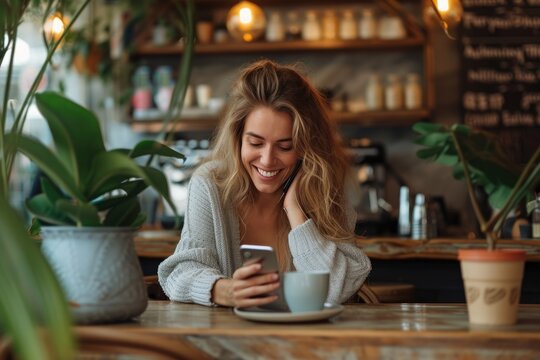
[211,263,280,308]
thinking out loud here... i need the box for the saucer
[234,303,344,323]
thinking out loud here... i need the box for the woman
[158,60,371,308]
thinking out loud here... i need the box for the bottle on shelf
[322,10,339,40]
[532,195,540,239]
[132,66,153,117]
[302,10,321,41]
[365,74,384,110]
[153,66,174,113]
[398,186,411,237]
[266,12,286,42]
[339,10,357,40]
[405,73,422,110]
[358,8,377,40]
[412,193,428,240]
[286,11,302,40]
[385,74,403,110]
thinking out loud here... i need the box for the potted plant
[15,91,184,324]
[1,0,195,357]
[414,122,540,325]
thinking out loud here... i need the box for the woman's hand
[211,263,280,308]
[283,171,307,228]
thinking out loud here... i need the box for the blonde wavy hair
[209,60,353,269]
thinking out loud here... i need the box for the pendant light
[430,0,463,39]
[226,1,266,42]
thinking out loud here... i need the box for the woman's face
[241,106,299,197]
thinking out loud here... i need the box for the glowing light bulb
[239,8,253,24]
[429,0,463,39]
[226,1,266,42]
[437,0,449,12]
[44,13,66,43]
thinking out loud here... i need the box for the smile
[256,167,280,178]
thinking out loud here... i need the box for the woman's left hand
[282,171,307,228]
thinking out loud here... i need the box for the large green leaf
[104,196,141,226]
[0,196,75,360]
[14,134,83,201]
[26,194,75,225]
[41,176,67,206]
[56,199,101,227]
[86,152,174,216]
[35,92,106,190]
[129,140,185,160]
[91,180,148,211]
[141,166,176,214]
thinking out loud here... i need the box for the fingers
[236,294,279,309]
[233,263,262,280]
[230,269,281,308]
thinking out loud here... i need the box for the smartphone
[240,244,279,274]
[281,159,303,195]
[239,244,289,312]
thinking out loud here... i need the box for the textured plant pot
[41,227,148,324]
[459,249,526,326]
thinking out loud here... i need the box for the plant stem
[487,146,540,235]
[5,0,92,178]
[450,129,493,249]
[0,28,18,196]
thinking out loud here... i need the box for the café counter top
[87,301,540,359]
[134,231,540,261]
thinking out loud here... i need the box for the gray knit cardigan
[158,162,371,306]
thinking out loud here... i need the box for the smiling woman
[158,59,371,310]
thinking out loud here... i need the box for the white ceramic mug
[283,271,329,313]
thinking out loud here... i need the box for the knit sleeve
[157,173,225,306]
[288,202,371,304]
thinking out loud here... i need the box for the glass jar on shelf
[358,8,377,39]
[153,66,174,113]
[302,10,321,41]
[322,10,338,40]
[286,11,302,40]
[405,73,423,110]
[266,11,285,42]
[385,74,403,110]
[132,66,153,116]
[340,9,357,40]
[365,74,384,110]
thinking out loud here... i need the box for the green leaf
[412,122,446,135]
[130,140,185,160]
[414,132,450,147]
[416,147,440,160]
[56,199,101,226]
[26,194,75,225]
[130,213,146,228]
[15,134,84,201]
[35,92,106,190]
[141,166,176,215]
[41,176,67,205]
[86,152,175,217]
[91,180,148,211]
[104,197,141,226]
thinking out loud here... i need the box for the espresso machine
[347,138,391,236]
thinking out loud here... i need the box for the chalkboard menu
[460,0,540,162]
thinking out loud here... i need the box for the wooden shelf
[130,109,430,133]
[134,38,425,56]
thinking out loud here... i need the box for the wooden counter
[134,231,540,261]
[85,301,540,359]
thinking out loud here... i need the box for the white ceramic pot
[41,227,148,324]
